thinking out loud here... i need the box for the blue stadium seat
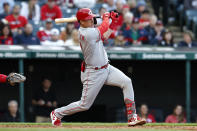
[15,1,22,6]
[53,23,61,30]
[150,109,164,122]
[191,109,197,122]
[38,0,47,6]
[185,10,197,30]
[91,3,103,14]
[61,8,77,18]
[28,20,40,35]
[192,17,197,39]
[28,20,35,25]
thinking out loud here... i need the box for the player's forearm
[102,11,119,40]
[0,74,7,83]
[97,18,110,37]
[103,29,113,40]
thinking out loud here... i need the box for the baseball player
[0,73,26,85]
[51,8,146,126]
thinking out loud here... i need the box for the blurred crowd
[137,104,187,123]
[0,0,196,47]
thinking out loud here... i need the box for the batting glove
[109,11,119,30]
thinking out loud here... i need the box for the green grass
[0,122,196,126]
[0,123,196,131]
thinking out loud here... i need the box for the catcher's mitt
[7,73,26,85]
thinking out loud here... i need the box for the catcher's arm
[6,73,26,86]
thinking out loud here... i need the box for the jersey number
[79,34,85,41]
[79,34,85,49]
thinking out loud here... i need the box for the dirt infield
[0,123,197,131]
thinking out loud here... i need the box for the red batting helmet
[76,8,95,21]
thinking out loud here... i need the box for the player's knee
[79,104,91,111]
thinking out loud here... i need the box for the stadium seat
[114,107,127,122]
[28,20,40,35]
[191,109,197,122]
[91,3,103,14]
[192,17,197,39]
[61,8,77,18]
[53,23,62,30]
[15,1,22,6]
[150,109,164,122]
[185,10,197,30]
[179,7,185,31]
[38,0,47,6]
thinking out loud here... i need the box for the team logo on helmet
[88,11,92,15]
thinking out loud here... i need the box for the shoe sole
[128,120,146,127]
[50,111,62,126]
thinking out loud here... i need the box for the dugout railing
[0,45,196,122]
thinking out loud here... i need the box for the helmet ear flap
[93,17,97,25]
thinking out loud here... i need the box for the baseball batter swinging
[51,8,146,126]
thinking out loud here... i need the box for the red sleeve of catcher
[0,74,7,83]
[97,18,110,39]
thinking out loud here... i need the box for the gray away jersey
[78,27,108,67]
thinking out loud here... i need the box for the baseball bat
[55,17,78,23]
[55,12,118,24]
[55,16,103,24]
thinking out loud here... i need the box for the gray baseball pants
[55,64,134,119]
